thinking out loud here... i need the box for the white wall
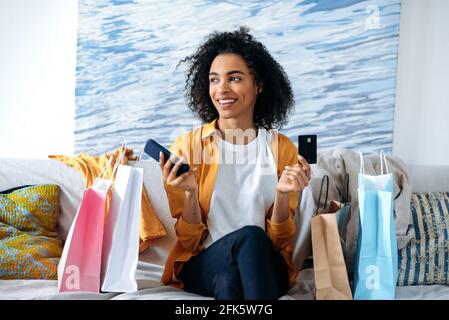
[393,0,449,166]
[0,0,77,158]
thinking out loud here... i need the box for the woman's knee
[235,225,270,247]
[238,225,267,239]
[228,226,273,258]
[213,267,243,300]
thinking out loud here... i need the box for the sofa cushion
[0,158,85,242]
[0,185,62,279]
[398,192,449,285]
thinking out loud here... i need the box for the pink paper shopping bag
[57,178,113,292]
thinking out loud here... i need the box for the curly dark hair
[178,26,294,130]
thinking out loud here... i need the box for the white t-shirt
[202,128,278,248]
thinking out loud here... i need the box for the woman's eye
[230,76,241,82]
[209,78,218,83]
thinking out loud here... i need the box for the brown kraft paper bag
[312,175,352,300]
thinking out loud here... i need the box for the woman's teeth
[218,99,236,107]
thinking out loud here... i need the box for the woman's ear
[257,84,263,94]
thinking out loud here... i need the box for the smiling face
[209,53,260,125]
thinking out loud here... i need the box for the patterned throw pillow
[398,192,449,285]
[0,185,62,279]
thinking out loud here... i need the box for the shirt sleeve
[266,212,296,251]
[164,134,207,252]
[174,216,207,251]
[266,133,299,251]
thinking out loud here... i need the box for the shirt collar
[201,118,219,140]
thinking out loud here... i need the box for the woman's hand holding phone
[159,152,198,193]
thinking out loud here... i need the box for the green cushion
[0,185,62,279]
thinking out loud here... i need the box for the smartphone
[298,135,317,164]
[144,139,190,177]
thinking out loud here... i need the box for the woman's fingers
[169,167,197,186]
[167,156,184,183]
[159,151,165,172]
[295,166,310,186]
[286,173,303,191]
[162,154,175,181]
[285,165,309,187]
[297,155,311,179]
[282,167,299,190]
[287,173,304,190]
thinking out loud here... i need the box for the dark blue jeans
[178,225,290,300]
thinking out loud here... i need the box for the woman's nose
[217,81,229,93]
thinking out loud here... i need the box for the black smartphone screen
[298,135,317,164]
[144,139,190,176]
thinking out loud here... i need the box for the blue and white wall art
[75,0,401,155]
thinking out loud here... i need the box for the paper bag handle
[340,174,350,206]
[358,150,365,174]
[380,150,389,175]
[315,175,329,214]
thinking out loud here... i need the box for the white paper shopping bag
[101,164,143,292]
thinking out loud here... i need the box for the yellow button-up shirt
[161,119,299,289]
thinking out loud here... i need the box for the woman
[159,26,311,300]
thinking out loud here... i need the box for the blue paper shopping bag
[354,151,398,300]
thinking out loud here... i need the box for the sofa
[1,156,449,300]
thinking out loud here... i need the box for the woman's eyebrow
[209,70,245,76]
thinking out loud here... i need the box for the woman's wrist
[183,187,201,224]
[185,187,198,198]
[275,190,290,199]
[271,190,290,223]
